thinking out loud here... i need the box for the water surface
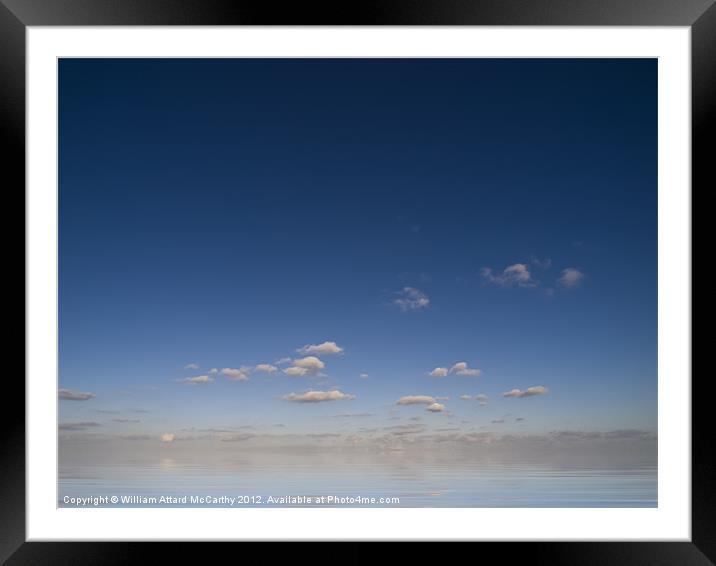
[59,444,657,507]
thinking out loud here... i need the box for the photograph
[57,57,658,509]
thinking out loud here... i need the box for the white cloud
[221,367,251,381]
[283,366,309,377]
[297,341,344,356]
[457,368,481,376]
[460,393,488,404]
[178,375,214,385]
[481,263,536,287]
[558,267,585,287]
[427,403,445,413]
[284,356,326,375]
[58,388,95,401]
[502,385,549,398]
[255,363,278,374]
[359,373,369,379]
[275,357,292,366]
[160,433,175,443]
[293,356,325,370]
[429,367,448,378]
[184,363,200,370]
[396,395,436,406]
[209,368,218,374]
[393,287,430,311]
[282,390,356,403]
[449,362,482,377]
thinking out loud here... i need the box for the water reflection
[59,443,656,507]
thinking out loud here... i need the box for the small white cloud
[359,373,369,379]
[160,433,175,443]
[221,367,251,381]
[396,395,436,406]
[208,368,218,374]
[531,256,552,270]
[481,263,536,288]
[275,357,292,366]
[429,367,448,378]
[58,389,95,401]
[284,366,309,377]
[184,363,200,370]
[474,394,489,406]
[426,403,445,413]
[502,385,549,398]
[291,356,325,374]
[297,341,344,356]
[282,390,356,403]
[458,369,481,376]
[449,362,482,377]
[459,394,472,400]
[178,375,214,385]
[558,268,585,287]
[255,363,278,374]
[393,287,430,311]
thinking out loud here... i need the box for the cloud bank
[59,421,101,431]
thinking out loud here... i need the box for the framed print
[4,0,710,563]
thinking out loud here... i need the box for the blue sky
[58,58,657,441]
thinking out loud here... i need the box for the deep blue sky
[58,59,656,437]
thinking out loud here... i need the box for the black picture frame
[3,1,709,563]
